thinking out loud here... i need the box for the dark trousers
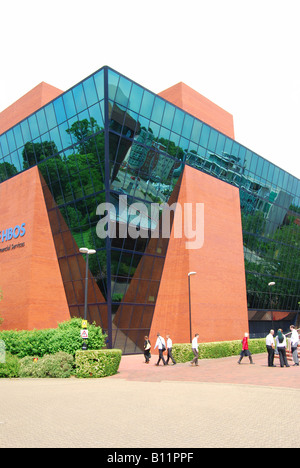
[278,347,290,367]
[266,345,275,367]
[166,348,176,364]
[157,349,166,365]
[144,350,151,362]
[191,348,199,365]
[238,349,253,363]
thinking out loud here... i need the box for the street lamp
[268,282,275,330]
[188,272,197,343]
[79,248,96,350]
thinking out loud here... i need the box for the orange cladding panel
[0,167,70,330]
[149,165,248,347]
[0,82,63,134]
[159,82,235,139]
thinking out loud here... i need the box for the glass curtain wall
[0,65,299,350]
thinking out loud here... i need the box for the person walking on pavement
[276,329,290,368]
[238,332,254,364]
[190,333,199,366]
[154,333,166,366]
[289,325,299,367]
[166,334,176,365]
[266,329,276,367]
[143,336,151,364]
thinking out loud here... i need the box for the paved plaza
[0,352,299,448]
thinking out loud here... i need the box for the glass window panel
[172,108,185,134]
[129,83,143,114]
[44,102,57,130]
[181,114,193,139]
[6,129,16,152]
[63,90,77,120]
[151,97,165,124]
[20,119,31,142]
[224,137,233,154]
[88,103,104,129]
[50,127,62,153]
[108,70,120,100]
[35,108,48,135]
[13,125,24,149]
[58,121,71,150]
[94,70,104,101]
[207,128,218,151]
[83,76,98,107]
[139,90,154,119]
[28,114,40,140]
[231,141,239,157]
[115,76,132,108]
[199,124,210,148]
[0,133,9,156]
[162,102,175,129]
[73,84,87,114]
[53,96,67,125]
[277,168,284,188]
[190,120,203,144]
[10,150,22,172]
[238,145,246,165]
[249,153,258,173]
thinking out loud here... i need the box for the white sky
[1,0,299,179]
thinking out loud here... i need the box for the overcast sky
[1,0,299,179]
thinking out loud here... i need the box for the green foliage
[75,349,122,378]
[19,352,74,378]
[0,318,107,358]
[0,352,20,378]
[172,339,266,363]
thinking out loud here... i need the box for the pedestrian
[144,336,151,364]
[275,329,290,368]
[289,325,299,367]
[166,334,176,365]
[190,333,199,366]
[154,333,166,366]
[266,329,276,367]
[238,332,254,364]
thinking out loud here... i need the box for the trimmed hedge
[172,338,266,362]
[19,352,74,378]
[75,349,122,378]
[0,318,107,358]
[0,352,20,378]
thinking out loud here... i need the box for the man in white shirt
[290,325,299,366]
[266,329,276,367]
[166,334,176,365]
[190,333,199,366]
[154,333,166,366]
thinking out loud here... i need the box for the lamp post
[188,272,197,343]
[79,248,96,350]
[268,282,275,330]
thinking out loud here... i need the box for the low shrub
[75,349,122,378]
[172,338,266,362]
[0,352,20,378]
[0,318,107,358]
[19,352,74,378]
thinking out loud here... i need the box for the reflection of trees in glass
[0,162,18,182]
[20,118,105,233]
[243,207,300,310]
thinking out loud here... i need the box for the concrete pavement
[0,352,299,448]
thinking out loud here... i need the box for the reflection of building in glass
[0,66,299,351]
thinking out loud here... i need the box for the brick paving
[0,352,299,448]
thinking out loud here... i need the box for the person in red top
[238,333,254,365]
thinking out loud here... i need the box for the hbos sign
[0,223,26,243]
